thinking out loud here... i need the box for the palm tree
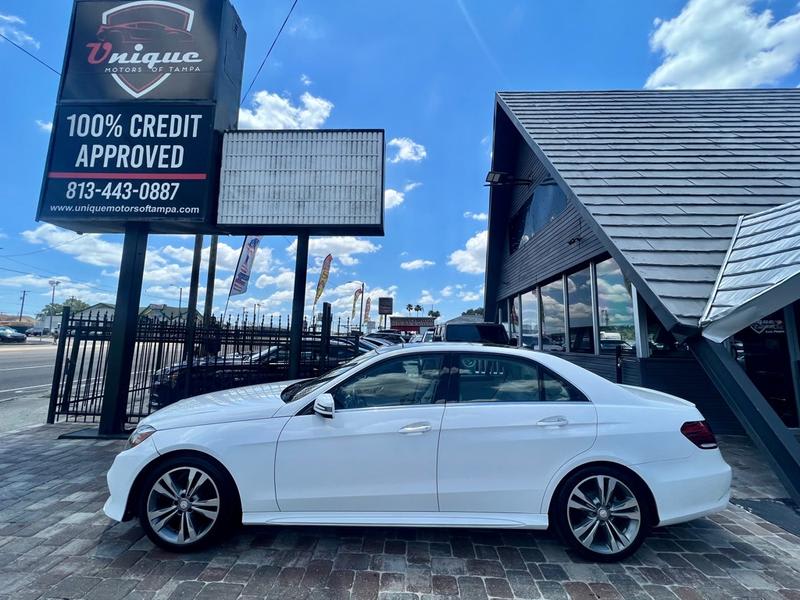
[406,303,413,315]
[428,309,440,319]
[414,304,422,316]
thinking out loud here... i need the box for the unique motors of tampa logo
[84,1,203,99]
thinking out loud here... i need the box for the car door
[274,352,447,513]
[437,352,597,514]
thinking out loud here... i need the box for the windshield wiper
[281,378,313,402]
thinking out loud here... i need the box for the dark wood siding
[495,136,606,300]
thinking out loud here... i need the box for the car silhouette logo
[98,1,196,98]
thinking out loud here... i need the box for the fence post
[46,307,71,424]
[320,302,332,370]
[615,345,623,383]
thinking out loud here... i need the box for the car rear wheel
[552,465,651,562]
[137,456,237,552]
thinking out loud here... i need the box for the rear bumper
[636,449,732,527]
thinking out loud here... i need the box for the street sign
[378,297,393,315]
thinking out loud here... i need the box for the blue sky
[1,0,800,323]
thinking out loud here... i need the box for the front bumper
[102,435,160,522]
[637,449,732,527]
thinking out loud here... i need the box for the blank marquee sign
[217,129,385,235]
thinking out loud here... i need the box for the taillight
[681,420,718,449]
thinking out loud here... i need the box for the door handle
[537,416,568,427]
[399,422,432,434]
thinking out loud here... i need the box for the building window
[498,302,509,337]
[596,257,636,355]
[540,278,566,351]
[567,268,594,353]
[509,296,521,345]
[645,304,689,357]
[520,289,539,349]
[509,181,568,254]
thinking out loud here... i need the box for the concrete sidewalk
[0,425,799,600]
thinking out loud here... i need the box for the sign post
[40,0,245,437]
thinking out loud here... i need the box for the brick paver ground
[1,425,799,599]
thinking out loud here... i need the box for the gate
[47,307,360,427]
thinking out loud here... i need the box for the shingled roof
[497,89,800,328]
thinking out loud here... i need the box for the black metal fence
[47,307,361,427]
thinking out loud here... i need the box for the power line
[0,235,86,258]
[0,32,60,76]
[240,0,300,105]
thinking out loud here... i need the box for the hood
[141,379,303,430]
[618,384,696,410]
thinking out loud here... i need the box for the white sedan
[104,343,731,561]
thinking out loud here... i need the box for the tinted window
[567,268,594,353]
[520,290,539,350]
[332,354,445,410]
[509,182,568,254]
[541,279,566,351]
[445,324,510,344]
[596,257,636,355]
[455,354,587,403]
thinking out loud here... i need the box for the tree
[36,298,90,320]
[406,303,413,315]
[461,307,485,317]
[414,304,422,316]
[428,309,441,319]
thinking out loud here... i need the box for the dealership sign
[61,0,221,101]
[38,0,245,233]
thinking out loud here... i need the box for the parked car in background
[150,337,365,409]
[0,326,26,343]
[107,343,730,561]
[362,335,394,347]
[25,326,49,337]
[434,321,511,345]
[368,330,406,344]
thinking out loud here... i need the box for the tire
[551,465,652,562]
[137,455,238,552]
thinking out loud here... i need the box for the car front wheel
[137,456,237,552]
[552,466,651,562]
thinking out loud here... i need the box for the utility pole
[18,290,28,322]
[48,280,60,332]
[203,234,218,324]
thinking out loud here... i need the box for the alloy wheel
[146,466,220,545]
[566,475,641,555]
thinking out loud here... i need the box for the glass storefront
[733,310,799,428]
[520,289,539,349]
[595,258,635,355]
[540,279,566,351]
[567,268,594,353]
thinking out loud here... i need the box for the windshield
[282,349,379,402]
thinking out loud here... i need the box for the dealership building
[483,89,800,498]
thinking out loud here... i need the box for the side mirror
[314,393,335,419]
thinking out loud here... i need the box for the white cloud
[464,211,488,221]
[403,182,422,192]
[286,236,381,267]
[646,0,800,89]
[385,188,405,210]
[418,290,438,306]
[35,120,52,132]
[239,90,333,129]
[256,269,295,290]
[400,259,435,271]
[448,230,487,275]
[300,73,312,86]
[458,290,482,302]
[0,14,39,49]
[440,286,454,297]
[387,137,427,163]
[21,224,122,268]
[0,273,114,307]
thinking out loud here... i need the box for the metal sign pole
[288,233,309,379]
[183,235,203,397]
[203,234,218,324]
[98,223,148,436]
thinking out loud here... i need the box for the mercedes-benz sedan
[105,343,731,561]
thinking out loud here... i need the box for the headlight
[124,425,156,450]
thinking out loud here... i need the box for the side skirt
[242,511,549,529]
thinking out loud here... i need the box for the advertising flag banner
[364,297,372,322]
[313,254,333,307]
[229,236,261,297]
[352,287,363,319]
